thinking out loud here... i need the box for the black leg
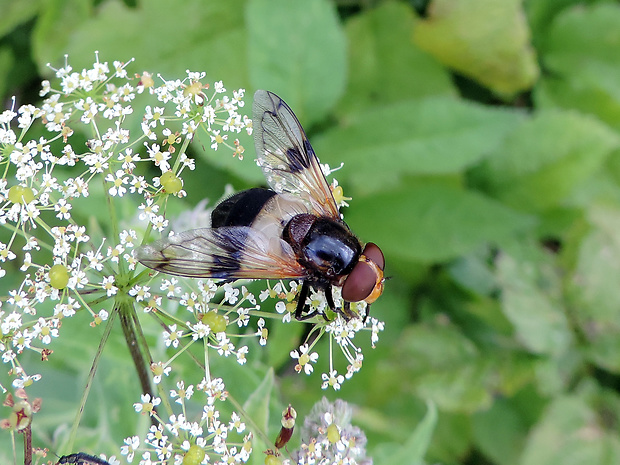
[327,289,357,321]
[296,309,324,321]
[363,304,371,324]
[295,281,311,320]
[294,282,331,322]
[341,301,358,320]
[325,285,336,310]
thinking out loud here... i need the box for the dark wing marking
[252,90,340,220]
[135,226,307,279]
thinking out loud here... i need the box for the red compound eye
[341,243,385,303]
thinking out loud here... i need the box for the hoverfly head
[341,242,385,304]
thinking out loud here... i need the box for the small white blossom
[290,343,319,375]
[105,169,129,197]
[321,370,345,390]
[163,324,182,348]
[54,198,72,219]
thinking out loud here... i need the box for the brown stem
[23,424,32,465]
[119,306,157,426]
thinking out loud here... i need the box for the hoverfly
[56,452,110,465]
[136,90,385,320]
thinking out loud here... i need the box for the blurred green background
[2,0,620,464]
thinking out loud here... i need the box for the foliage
[0,0,619,464]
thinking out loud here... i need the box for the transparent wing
[135,226,307,279]
[252,90,340,220]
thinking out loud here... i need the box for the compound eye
[341,243,385,303]
[363,242,384,271]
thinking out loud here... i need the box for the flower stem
[68,305,118,450]
[119,304,153,402]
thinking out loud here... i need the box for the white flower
[129,284,151,302]
[236,346,248,365]
[150,214,169,232]
[54,198,72,219]
[118,148,140,170]
[121,435,140,462]
[105,169,128,197]
[163,324,182,348]
[160,278,180,297]
[102,276,118,296]
[210,129,227,150]
[191,321,210,340]
[223,283,239,304]
[290,343,319,375]
[321,370,345,390]
[256,318,268,346]
[133,393,161,414]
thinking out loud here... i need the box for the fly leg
[294,281,312,320]
[340,301,359,321]
[294,281,331,321]
[327,288,357,321]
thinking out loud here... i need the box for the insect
[56,452,110,465]
[136,90,385,320]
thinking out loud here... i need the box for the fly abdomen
[211,188,276,227]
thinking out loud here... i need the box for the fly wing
[135,226,307,279]
[252,90,340,220]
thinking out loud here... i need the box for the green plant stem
[131,308,153,370]
[67,305,118,451]
[103,176,125,275]
[11,430,16,465]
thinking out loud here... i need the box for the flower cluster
[126,378,251,465]
[0,55,251,392]
[292,397,371,465]
[0,55,383,463]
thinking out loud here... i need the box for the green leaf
[45,0,264,183]
[448,252,499,297]
[569,205,620,373]
[313,96,523,195]
[194,129,264,186]
[387,324,494,412]
[344,183,533,263]
[376,401,437,465]
[243,367,274,425]
[413,361,494,413]
[524,0,586,49]
[246,0,346,126]
[264,315,306,369]
[495,250,572,356]
[520,395,620,465]
[243,368,274,464]
[52,0,249,88]
[413,0,539,96]
[477,109,620,211]
[339,2,455,115]
[535,3,620,130]
[426,412,472,464]
[32,0,91,66]
[0,45,13,100]
[535,64,620,132]
[472,398,528,465]
[0,0,40,38]
[541,3,620,75]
